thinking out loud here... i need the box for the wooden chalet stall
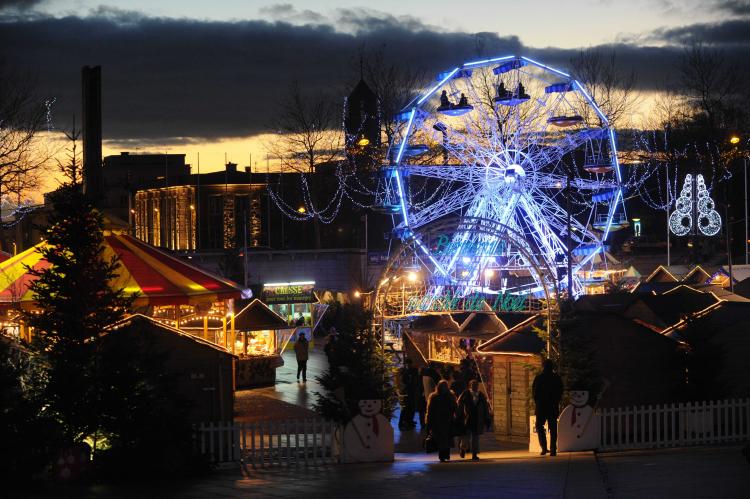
[475,315,544,443]
[404,310,508,366]
[233,299,294,389]
[402,314,460,365]
[106,314,236,423]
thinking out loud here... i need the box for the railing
[598,398,750,451]
[197,418,341,467]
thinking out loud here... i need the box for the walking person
[457,380,491,460]
[532,359,563,456]
[420,362,440,402]
[398,357,420,430]
[324,326,338,370]
[294,332,310,382]
[426,380,457,462]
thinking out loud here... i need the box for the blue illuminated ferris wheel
[376,55,628,298]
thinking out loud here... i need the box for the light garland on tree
[669,174,721,237]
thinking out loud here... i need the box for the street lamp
[407,271,418,283]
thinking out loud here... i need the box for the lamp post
[745,154,748,265]
[729,135,748,266]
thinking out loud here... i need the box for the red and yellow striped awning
[0,232,242,309]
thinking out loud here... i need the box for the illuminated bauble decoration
[669,174,693,236]
[669,174,721,237]
[695,174,721,236]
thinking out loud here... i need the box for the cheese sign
[263,283,315,304]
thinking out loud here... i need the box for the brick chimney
[82,66,103,201]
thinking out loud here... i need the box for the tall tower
[82,65,103,201]
[344,78,380,170]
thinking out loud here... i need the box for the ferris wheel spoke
[517,195,568,261]
[536,174,618,191]
[530,189,595,242]
[403,165,483,183]
[527,128,605,170]
[406,184,475,229]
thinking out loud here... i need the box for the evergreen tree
[314,302,397,423]
[558,315,603,402]
[24,186,134,448]
[0,338,61,482]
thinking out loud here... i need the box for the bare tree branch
[570,48,640,128]
[0,60,51,207]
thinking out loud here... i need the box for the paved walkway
[238,345,517,453]
[599,445,750,499]
[180,450,606,499]
[226,346,749,499]
[234,344,327,423]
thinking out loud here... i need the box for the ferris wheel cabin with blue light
[375,55,628,300]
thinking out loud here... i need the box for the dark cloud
[0,11,747,142]
[655,19,750,45]
[0,0,43,10]
[713,0,750,15]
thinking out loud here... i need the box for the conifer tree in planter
[558,314,603,402]
[314,302,397,423]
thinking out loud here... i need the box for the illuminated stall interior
[262,281,328,330]
[403,314,461,364]
[407,312,507,365]
[233,299,295,389]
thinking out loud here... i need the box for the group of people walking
[400,356,564,462]
[425,378,492,462]
[399,357,491,462]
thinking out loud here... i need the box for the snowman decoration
[342,399,394,463]
[557,390,600,452]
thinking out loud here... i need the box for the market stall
[233,299,294,388]
[402,314,460,365]
[404,312,506,365]
[0,231,242,343]
[261,281,328,340]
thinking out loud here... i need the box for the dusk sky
[2,0,749,172]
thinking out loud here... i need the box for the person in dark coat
[457,379,491,460]
[426,380,457,462]
[294,332,310,382]
[398,358,419,430]
[324,327,338,370]
[532,359,564,456]
[420,362,440,402]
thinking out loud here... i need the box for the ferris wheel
[375,55,628,298]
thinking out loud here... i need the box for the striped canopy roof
[0,232,242,309]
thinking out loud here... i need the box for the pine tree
[24,186,134,447]
[314,303,397,423]
[558,315,603,401]
[0,338,61,481]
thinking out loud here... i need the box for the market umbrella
[0,231,242,309]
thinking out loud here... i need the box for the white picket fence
[197,418,341,467]
[598,398,750,451]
